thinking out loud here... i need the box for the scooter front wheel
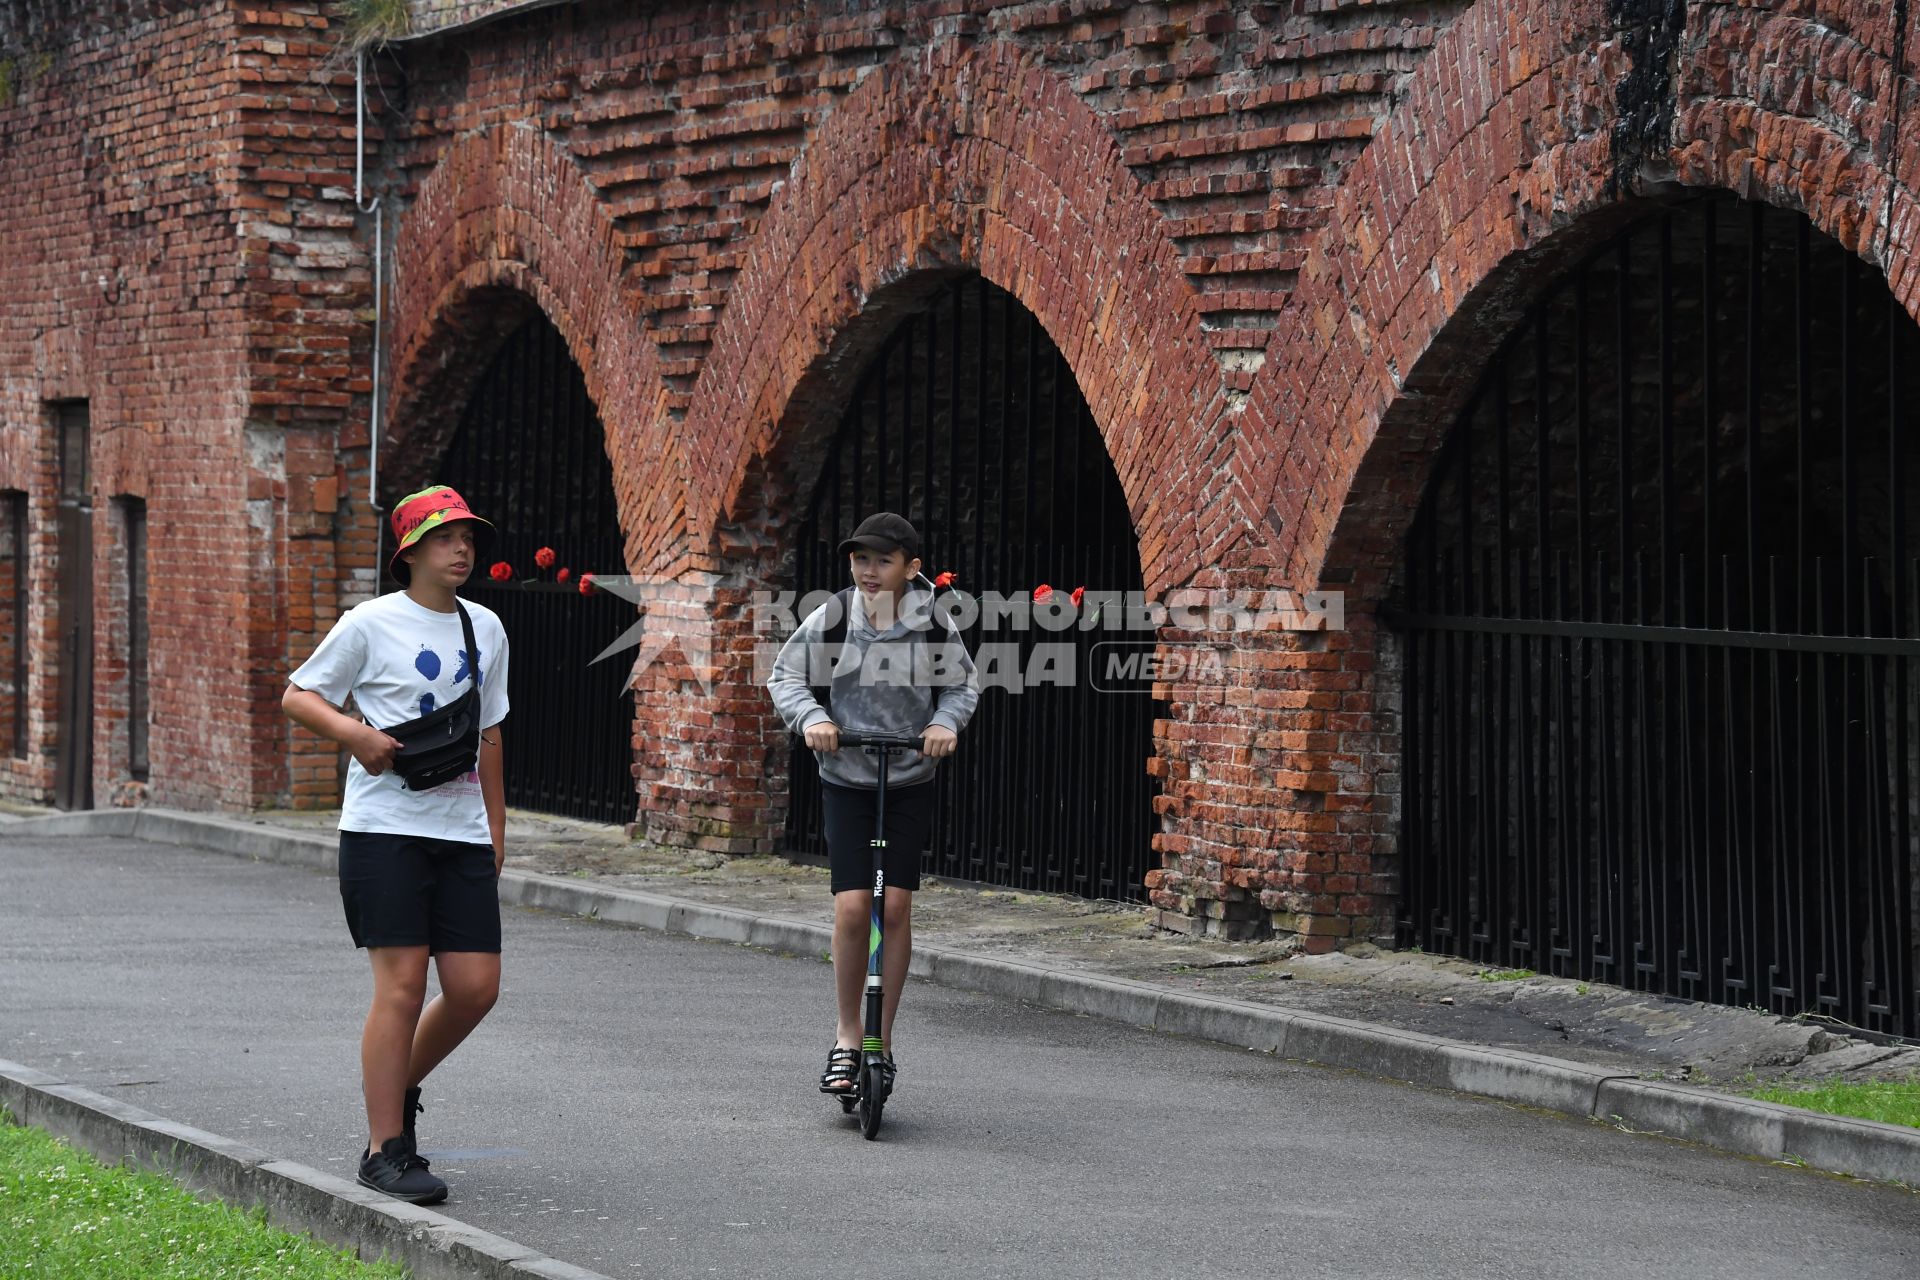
[858,1063,886,1139]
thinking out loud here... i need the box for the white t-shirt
[289,591,510,843]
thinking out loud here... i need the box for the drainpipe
[356,49,386,591]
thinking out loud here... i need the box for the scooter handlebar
[821,729,924,751]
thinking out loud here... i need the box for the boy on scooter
[767,512,979,1099]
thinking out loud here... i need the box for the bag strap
[454,598,480,705]
[807,587,852,713]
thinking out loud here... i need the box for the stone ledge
[0,1061,615,1280]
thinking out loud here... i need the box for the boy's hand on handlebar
[921,725,957,758]
[805,721,841,753]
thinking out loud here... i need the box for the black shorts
[338,831,502,953]
[820,780,934,894]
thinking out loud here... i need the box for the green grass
[1744,1081,1920,1130]
[0,1116,408,1279]
[1475,967,1535,982]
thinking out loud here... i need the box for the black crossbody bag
[381,600,483,792]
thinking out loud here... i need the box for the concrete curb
[0,1060,612,1280]
[8,808,1919,1189]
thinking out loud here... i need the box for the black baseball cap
[837,512,921,561]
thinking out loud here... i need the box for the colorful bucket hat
[389,485,493,585]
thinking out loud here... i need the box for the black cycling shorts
[819,780,934,894]
[337,831,502,953]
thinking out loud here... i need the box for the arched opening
[1394,194,1920,1035]
[432,308,636,824]
[782,277,1161,899]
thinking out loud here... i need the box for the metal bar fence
[1394,194,1920,1036]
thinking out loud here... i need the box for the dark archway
[783,277,1161,900]
[1394,194,1920,1035]
[436,310,637,824]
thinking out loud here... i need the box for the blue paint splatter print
[454,645,484,690]
[414,647,444,716]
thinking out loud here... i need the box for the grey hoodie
[767,583,980,789]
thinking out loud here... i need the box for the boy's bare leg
[363,946,430,1151]
[831,890,868,1058]
[408,951,501,1086]
[880,886,912,1050]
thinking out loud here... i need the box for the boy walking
[282,486,510,1204]
[767,512,979,1097]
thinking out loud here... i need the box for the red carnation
[1071,585,1085,608]
[579,572,598,596]
[934,570,956,589]
[556,567,572,584]
[534,546,557,570]
[489,562,514,582]
[1033,583,1053,603]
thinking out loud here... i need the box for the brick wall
[371,1,1486,920]
[6,0,1913,945]
[355,0,1918,942]
[1,2,251,809]
[0,1,373,812]
[230,5,380,807]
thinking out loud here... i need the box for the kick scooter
[831,729,922,1139]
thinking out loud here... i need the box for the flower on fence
[933,570,956,589]
[1070,585,1085,608]
[534,546,557,570]
[579,572,598,596]
[488,562,514,582]
[1032,583,1053,603]
[556,567,572,584]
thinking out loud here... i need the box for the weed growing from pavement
[0,1113,408,1279]
[1742,1081,1920,1130]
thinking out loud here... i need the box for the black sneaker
[357,1135,447,1205]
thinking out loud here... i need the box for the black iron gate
[783,277,1160,900]
[1395,195,1920,1035]
[438,314,636,824]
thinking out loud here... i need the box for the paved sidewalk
[6,830,1918,1280]
[251,804,1920,1090]
[4,802,1918,1192]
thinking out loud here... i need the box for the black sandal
[819,1047,859,1094]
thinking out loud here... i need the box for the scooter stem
[863,743,889,1054]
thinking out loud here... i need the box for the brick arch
[1260,0,1919,600]
[384,122,679,572]
[682,39,1246,593]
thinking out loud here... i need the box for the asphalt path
[2,834,1917,1279]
